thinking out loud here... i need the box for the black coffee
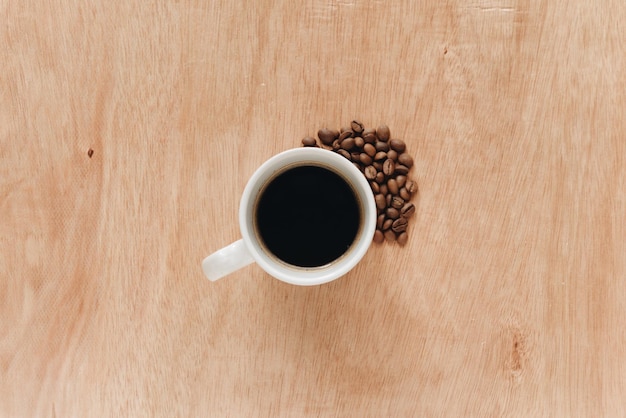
[255,165,361,267]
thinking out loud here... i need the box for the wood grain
[1,0,625,416]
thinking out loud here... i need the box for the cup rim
[239,147,376,285]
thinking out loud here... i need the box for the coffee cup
[202,147,376,285]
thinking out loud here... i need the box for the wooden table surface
[2,0,625,416]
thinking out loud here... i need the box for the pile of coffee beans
[301,120,418,245]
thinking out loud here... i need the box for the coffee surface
[255,165,360,267]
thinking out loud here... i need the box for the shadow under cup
[240,148,376,285]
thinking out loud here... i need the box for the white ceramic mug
[202,147,376,285]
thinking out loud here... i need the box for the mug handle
[202,239,255,281]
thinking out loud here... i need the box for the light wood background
[2,0,625,416]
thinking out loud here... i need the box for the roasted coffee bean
[373,230,384,243]
[365,165,377,180]
[373,162,383,171]
[384,229,396,242]
[395,164,409,175]
[379,184,388,195]
[338,130,353,141]
[318,128,339,145]
[406,180,417,194]
[332,139,341,150]
[377,125,390,142]
[375,172,385,184]
[375,194,386,210]
[383,159,395,176]
[377,214,385,229]
[363,133,377,144]
[362,127,376,137]
[397,232,408,246]
[359,153,373,165]
[382,218,393,231]
[386,207,400,219]
[337,149,351,160]
[391,196,405,209]
[392,217,408,233]
[396,175,407,188]
[389,138,406,152]
[370,181,380,193]
[398,153,413,167]
[363,127,376,136]
[341,137,356,150]
[387,150,398,161]
[354,136,365,148]
[375,141,390,152]
[374,151,387,161]
[401,202,415,218]
[363,143,376,157]
[387,178,399,195]
[386,193,392,207]
[399,187,411,201]
[351,120,364,134]
[302,136,317,147]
